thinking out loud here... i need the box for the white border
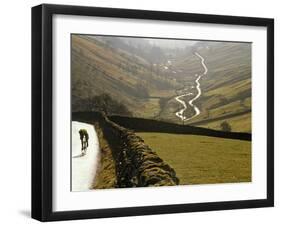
[53,15,267,211]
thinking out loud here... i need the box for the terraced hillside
[72,35,180,118]
[72,35,251,132]
[159,41,251,132]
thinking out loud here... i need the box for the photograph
[30,2,274,221]
[71,34,252,191]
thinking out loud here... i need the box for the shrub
[89,93,132,116]
[220,121,232,132]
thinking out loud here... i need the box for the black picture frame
[32,4,274,222]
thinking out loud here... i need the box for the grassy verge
[137,132,251,185]
[91,124,116,189]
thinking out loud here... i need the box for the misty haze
[71,35,251,191]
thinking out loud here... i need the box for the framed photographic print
[32,4,274,221]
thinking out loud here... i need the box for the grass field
[137,132,251,185]
[198,112,251,133]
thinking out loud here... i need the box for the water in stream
[174,52,208,122]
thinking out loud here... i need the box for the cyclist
[79,129,89,156]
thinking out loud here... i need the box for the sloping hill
[72,35,179,118]
[72,35,251,132]
[160,41,252,132]
[194,42,251,132]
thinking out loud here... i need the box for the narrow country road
[72,121,100,191]
[175,52,208,122]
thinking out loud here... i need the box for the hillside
[71,35,179,118]
[72,35,251,132]
[158,41,252,132]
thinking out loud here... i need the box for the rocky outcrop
[73,112,179,187]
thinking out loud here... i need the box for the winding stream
[175,52,208,122]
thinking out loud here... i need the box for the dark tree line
[90,93,132,116]
[73,93,132,116]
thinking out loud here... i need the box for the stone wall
[73,112,179,187]
[109,115,251,141]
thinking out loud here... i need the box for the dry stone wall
[73,112,179,187]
